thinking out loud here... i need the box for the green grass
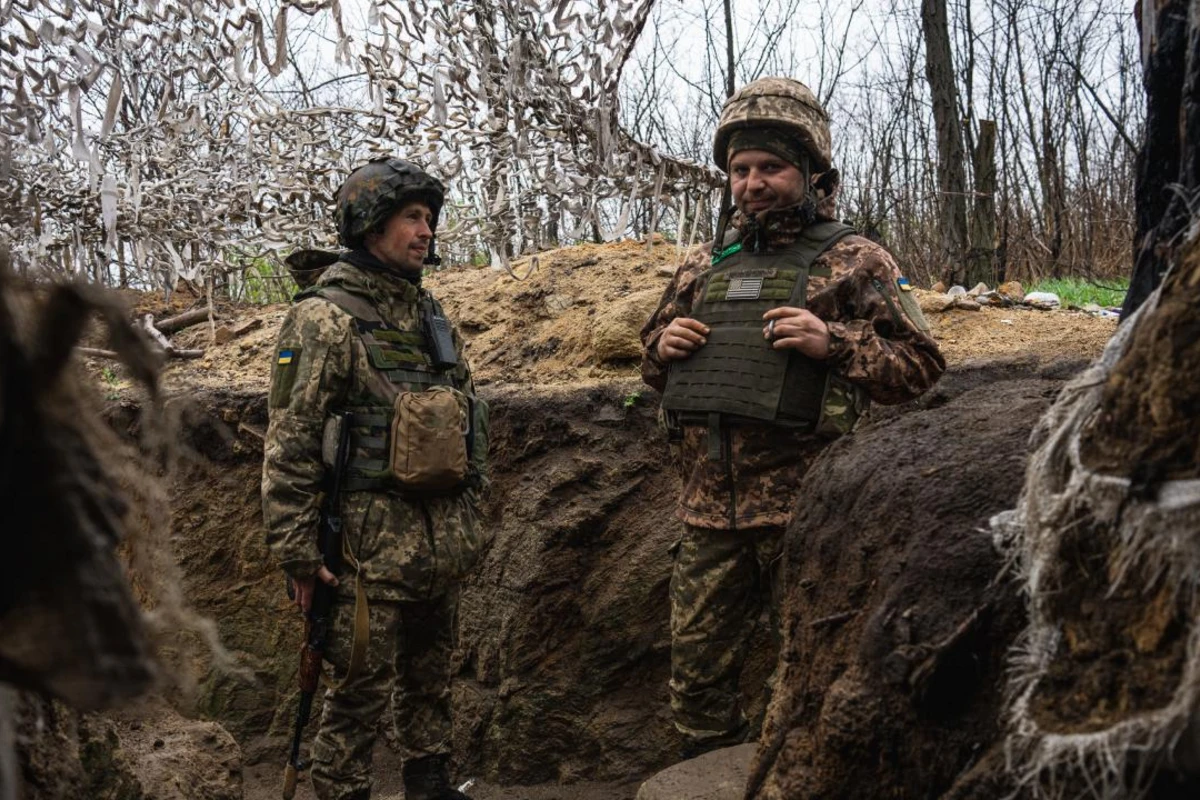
[1027,277,1128,308]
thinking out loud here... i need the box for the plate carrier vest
[296,279,472,493]
[660,220,856,440]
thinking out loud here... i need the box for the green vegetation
[1028,277,1128,309]
[100,365,121,400]
[622,389,641,409]
[237,259,297,304]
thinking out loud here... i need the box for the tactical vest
[660,221,857,435]
[297,281,474,493]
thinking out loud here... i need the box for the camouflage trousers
[310,590,458,800]
[669,523,785,741]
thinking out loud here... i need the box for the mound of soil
[749,375,1060,799]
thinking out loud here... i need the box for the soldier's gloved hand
[292,566,339,613]
[656,317,710,362]
[763,307,831,360]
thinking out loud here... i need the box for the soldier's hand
[293,566,339,613]
[763,307,831,360]
[656,317,710,362]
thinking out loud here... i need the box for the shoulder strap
[800,220,857,252]
[781,221,857,284]
[296,283,383,324]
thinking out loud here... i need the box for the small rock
[657,266,677,278]
[947,285,968,297]
[232,318,263,336]
[213,326,235,345]
[544,293,574,314]
[1024,291,1061,309]
[918,293,956,314]
[931,281,947,293]
[998,280,1024,302]
[967,282,990,296]
[1081,303,1103,314]
[953,297,982,311]
[1000,319,1014,325]
[636,744,757,800]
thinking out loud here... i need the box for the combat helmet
[712,78,832,173]
[335,158,445,249]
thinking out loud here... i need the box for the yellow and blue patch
[277,349,295,365]
[897,276,913,292]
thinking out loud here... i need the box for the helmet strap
[712,181,736,257]
[423,234,443,267]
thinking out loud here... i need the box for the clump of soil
[1080,239,1200,480]
[1029,514,1188,734]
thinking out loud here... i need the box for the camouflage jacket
[261,259,486,602]
[640,207,945,530]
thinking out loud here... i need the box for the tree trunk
[1123,0,1193,318]
[965,119,997,288]
[921,0,970,287]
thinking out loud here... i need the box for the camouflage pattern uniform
[263,255,485,799]
[640,186,945,745]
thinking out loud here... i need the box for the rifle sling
[325,534,369,691]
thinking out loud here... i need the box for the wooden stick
[154,306,213,334]
[78,346,204,360]
[142,313,173,350]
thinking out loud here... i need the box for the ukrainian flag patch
[277,349,295,365]
[897,276,913,292]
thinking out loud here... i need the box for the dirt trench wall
[156,379,775,784]
[750,375,1065,799]
[111,359,1086,792]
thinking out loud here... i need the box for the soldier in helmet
[640,78,945,758]
[262,158,486,800]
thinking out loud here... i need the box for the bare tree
[921,0,971,286]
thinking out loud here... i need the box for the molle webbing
[342,409,394,491]
[304,281,461,491]
[660,222,854,428]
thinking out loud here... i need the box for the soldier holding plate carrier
[263,158,485,800]
[640,78,945,758]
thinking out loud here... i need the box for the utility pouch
[813,373,868,438]
[390,386,470,490]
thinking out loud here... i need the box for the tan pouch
[390,386,470,490]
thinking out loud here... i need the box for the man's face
[729,149,806,216]
[365,201,434,274]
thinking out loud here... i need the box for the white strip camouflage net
[992,287,1200,799]
[0,0,722,286]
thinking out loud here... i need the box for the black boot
[402,754,473,800]
[679,719,751,761]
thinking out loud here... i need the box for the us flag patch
[725,276,763,300]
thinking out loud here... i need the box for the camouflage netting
[992,281,1200,798]
[0,0,723,288]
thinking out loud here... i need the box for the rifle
[282,413,351,800]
